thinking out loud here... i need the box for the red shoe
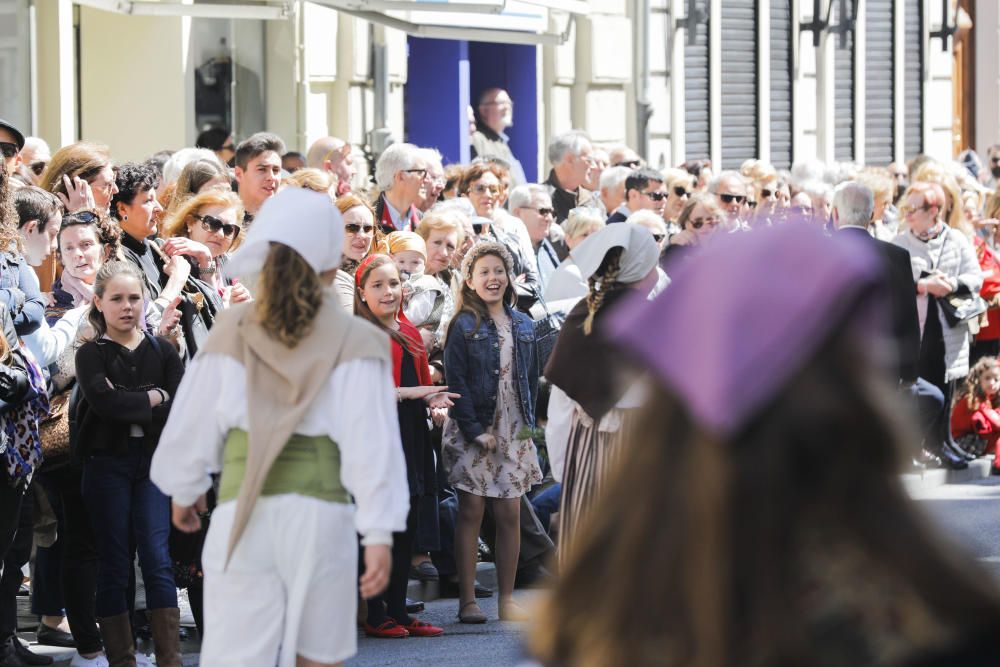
[364,620,410,638]
[393,617,444,637]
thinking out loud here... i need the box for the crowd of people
[3,100,1000,666]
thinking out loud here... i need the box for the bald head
[306,136,355,195]
[19,137,51,186]
[307,137,346,169]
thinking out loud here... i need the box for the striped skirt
[556,406,633,564]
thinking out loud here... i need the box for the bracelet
[155,388,169,404]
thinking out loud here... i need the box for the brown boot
[98,613,136,667]
[149,607,182,667]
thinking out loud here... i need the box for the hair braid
[583,247,625,336]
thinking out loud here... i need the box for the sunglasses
[652,233,666,242]
[992,157,1000,165]
[689,217,720,230]
[673,187,690,198]
[0,142,18,159]
[644,191,667,201]
[62,211,100,227]
[525,207,555,217]
[615,160,642,168]
[472,184,500,195]
[194,214,241,239]
[29,161,48,176]
[345,222,375,235]
[759,188,773,199]
[718,193,746,205]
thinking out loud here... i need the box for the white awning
[73,0,584,44]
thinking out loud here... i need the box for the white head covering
[227,187,344,279]
[570,222,660,284]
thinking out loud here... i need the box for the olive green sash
[218,429,350,504]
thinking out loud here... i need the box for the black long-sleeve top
[75,335,184,457]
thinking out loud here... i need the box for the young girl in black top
[75,261,185,666]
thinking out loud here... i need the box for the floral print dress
[443,316,543,498]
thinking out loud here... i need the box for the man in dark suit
[832,181,967,470]
[606,167,667,224]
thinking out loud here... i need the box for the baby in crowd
[383,231,447,327]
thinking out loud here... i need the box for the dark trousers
[366,501,417,625]
[430,492,458,578]
[32,466,103,654]
[81,448,176,618]
[0,482,31,642]
[32,476,65,618]
[917,301,958,455]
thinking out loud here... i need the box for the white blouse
[150,353,410,546]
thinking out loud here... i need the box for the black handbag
[937,284,988,328]
[533,298,563,373]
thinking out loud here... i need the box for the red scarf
[392,315,433,388]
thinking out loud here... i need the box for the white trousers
[200,494,358,666]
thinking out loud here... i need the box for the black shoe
[941,450,969,470]
[405,598,425,614]
[515,562,552,589]
[991,467,1000,476]
[33,624,74,649]
[409,561,439,582]
[7,637,53,666]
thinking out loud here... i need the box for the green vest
[218,429,350,504]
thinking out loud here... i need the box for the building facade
[0,0,982,178]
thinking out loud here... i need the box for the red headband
[355,254,381,289]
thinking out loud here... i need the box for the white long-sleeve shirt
[150,353,410,546]
[23,305,87,369]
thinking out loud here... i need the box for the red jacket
[975,238,1000,341]
[391,315,433,388]
[951,395,1000,451]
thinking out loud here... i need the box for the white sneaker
[70,653,110,667]
[135,652,155,666]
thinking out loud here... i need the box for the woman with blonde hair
[331,193,378,312]
[160,189,250,305]
[413,210,464,355]
[163,158,231,217]
[283,167,335,196]
[151,188,410,666]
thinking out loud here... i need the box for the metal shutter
[904,0,923,159]
[865,0,894,166]
[684,0,711,160]
[769,0,793,169]
[720,0,758,169]
[833,0,856,162]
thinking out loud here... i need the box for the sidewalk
[902,457,995,494]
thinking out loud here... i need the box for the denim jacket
[444,306,538,441]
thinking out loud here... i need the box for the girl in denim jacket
[442,241,542,624]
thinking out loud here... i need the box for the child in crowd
[951,356,1000,474]
[442,241,542,624]
[354,253,457,639]
[75,261,185,666]
[383,231,447,328]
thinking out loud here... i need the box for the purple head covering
[607,223,886,436]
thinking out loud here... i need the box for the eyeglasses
[643,191,667,202]
[524,206,555,217]
[472,184,500,196]
[29,161,48,176]
[194,214,241,239]
[344,222,375,235]
[615,160,642,168]
[652,233,666,242]
[718,193,746,205]
[403,168,428,178]
[689,217,720,230]
[0,143,18,159]
[672,186,690,198]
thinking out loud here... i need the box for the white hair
[627,209,667,234]
[419,147,443,170]
[508,184,550,211]
[832,181,875,228]
[429,197,475,222]
[599,165,632,193]
[374,142,421,190]
[162,148,220,187]
[563,207,605,238]
[707,170,747,194]
[547,130,592,166]
[801,180,833,201]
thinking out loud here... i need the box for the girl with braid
[544,224,662,561]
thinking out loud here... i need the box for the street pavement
[911,475,1000,579]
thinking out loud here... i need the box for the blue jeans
[530,483,561,534]
[81,444,176,618]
